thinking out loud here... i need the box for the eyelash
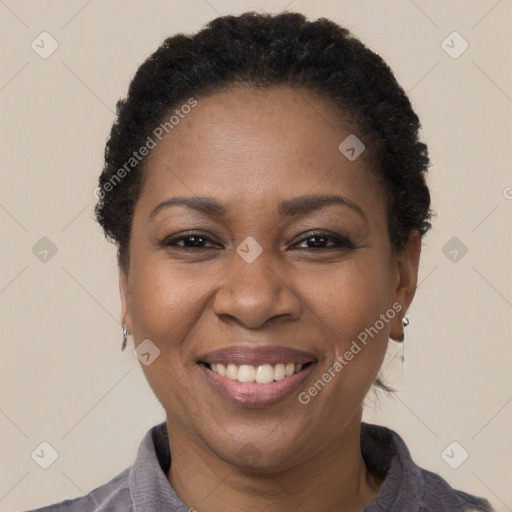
[160,230,355,251]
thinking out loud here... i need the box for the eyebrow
[149,194,366,221]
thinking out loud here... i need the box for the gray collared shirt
[27,422,492,512]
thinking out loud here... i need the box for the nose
[212,250,302,329]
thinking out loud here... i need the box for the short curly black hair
[95,11,432,271]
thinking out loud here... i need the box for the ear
[389,230,422,342]
[119,265,133,333]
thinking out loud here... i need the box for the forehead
[137,86,384,220]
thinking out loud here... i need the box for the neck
[166,413,384,512]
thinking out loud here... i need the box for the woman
[30,11,492,512]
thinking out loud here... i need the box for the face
[121,85,420,471]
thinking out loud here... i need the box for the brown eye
[161,231,221,249]
[292,231,355,250]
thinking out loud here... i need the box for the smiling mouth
[197,345,317,406]
[204,362,312,384]
[199,361,315,407]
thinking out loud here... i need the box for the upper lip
[198,345,317,366]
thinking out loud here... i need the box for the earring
[121,326,130,351]
[400,316,409,363]
[399,315,409,342]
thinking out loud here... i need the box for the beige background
[1,0,511,511]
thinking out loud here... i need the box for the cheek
[299,253,394,390]
[125,261,214,423]
[127,260,213,343]
[304,253,394,338]
[126,255,235,402]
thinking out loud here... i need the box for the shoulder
[361,423,494,512]
[25,466,132,512]
[419,467,494,512]
[25,422,173,512]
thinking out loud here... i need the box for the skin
[120,85,421,512]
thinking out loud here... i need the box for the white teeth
[256,364,275,384]
[226,364,239,380]
[208,362,307,383]
[238,365,256,382]
[217,363,226,377]
[274,363,286,380]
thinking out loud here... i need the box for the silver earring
[121,326,130,351]
[400,316,409,363]
[398,315,409,342]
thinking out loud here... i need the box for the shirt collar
[361,423,425,511]
[129,422,189,512]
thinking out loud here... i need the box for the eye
[160,230,354,251]
[292,231,355,250]
[161,231,222,250]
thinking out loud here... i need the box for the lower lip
[200,363,315,408]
